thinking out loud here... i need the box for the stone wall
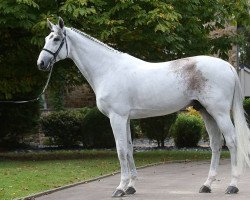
[64,84,96,108]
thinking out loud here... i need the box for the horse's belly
[129,97,190,119]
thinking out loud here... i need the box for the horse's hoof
[112,189,125,197]
[125,186,136,195]
[225,186,239,194]
[199,185,211,193]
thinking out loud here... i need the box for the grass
[0,149,230,200]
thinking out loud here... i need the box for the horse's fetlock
[121,177,130,185]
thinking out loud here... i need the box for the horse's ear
[47,18,54,30]
[58,17,64,29]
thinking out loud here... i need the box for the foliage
[0,0,86,107]
[0,0,47,146]
[0,0,249,147]
[0,0,249,95]
[240,26,250,68]
[140,113,177,147]
[0,102,40,149]
[172,113,204,148]
[186,106,200,116]
[40,108,90,147]
[40,107,117,149]
[186,106,208,141]
[55,0,250,61]
[243,98,250,122]
[81,107,115,148]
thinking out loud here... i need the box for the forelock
[51,25,63,36]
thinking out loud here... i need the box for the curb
[17,159,194,200]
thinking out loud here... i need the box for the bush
[40,108,90,147]
[172,113,203,148]
[140,113,177,147]
[186,106,208,142]
[81,107,115,149]
[0,102,40,150]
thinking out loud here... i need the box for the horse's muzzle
[37,60,53,71]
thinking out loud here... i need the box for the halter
[42,30,68,62]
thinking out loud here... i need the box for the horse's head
[37,17,68,71]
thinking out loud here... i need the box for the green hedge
[172,113,203,148]
[40,108,90,147]
[0,102,40,149]
[41,108,207,149]
[140,113,177,147]
[40,107,117,149]
[81,107,115,148]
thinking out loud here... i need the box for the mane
[70,27,122,54]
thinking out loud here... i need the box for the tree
[53,0,250,61]
[0,0,43,147]
[140,113,177,147]
[0,0,85,146]
[0,0,249,147]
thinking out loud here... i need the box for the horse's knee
[117,148,128,160]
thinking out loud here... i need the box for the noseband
[42,31,68,61]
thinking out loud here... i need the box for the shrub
[140,113,177,147]
[187,106,208,142]
[81,107,115,149]
[40,108,90,147]
[0,102,40,150]
[172,113,203,148]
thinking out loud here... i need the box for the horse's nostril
[40,61,45,67]
[38,61,45,69]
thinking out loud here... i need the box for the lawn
[0,149,230,200]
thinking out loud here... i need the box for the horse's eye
[54,37,60,42]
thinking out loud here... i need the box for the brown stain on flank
[170,58,207,93]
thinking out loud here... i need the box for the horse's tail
[232,67,250,173]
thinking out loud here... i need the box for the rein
[0,31,68,104]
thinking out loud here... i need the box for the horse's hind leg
[199,108,223,193]
[205,107,240,194]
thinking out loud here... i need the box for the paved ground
[36,159,250,200]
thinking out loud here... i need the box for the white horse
[37,18,250,197]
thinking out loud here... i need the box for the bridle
[42,30,68,64]
[0,31,68,104]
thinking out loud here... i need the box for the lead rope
[0,66,53,104]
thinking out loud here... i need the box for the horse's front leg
[125,120,137,195]
[110,113,130,197]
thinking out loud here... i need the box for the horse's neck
[66,27,122,92]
